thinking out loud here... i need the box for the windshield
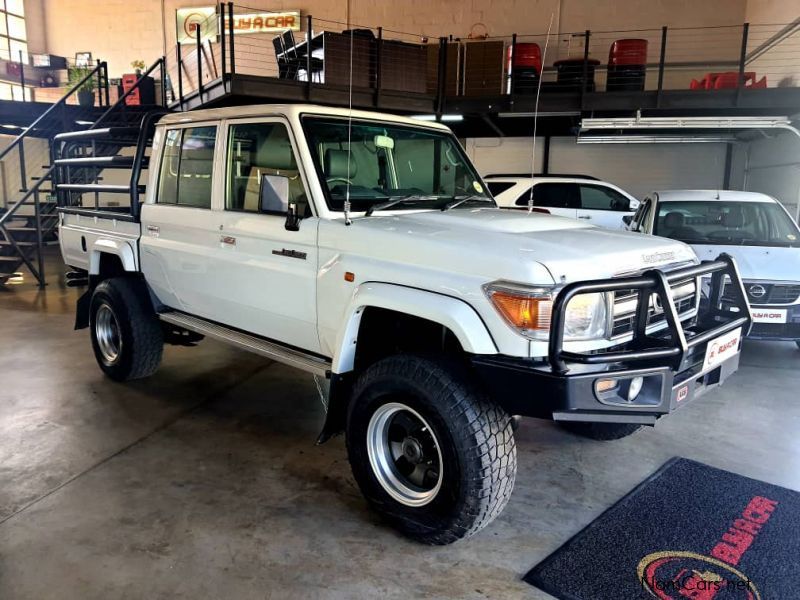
[654,200,800,247]
[302,117,493,212]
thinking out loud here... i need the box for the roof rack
[483,173,600,180]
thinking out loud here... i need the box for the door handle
[578,215,592,220]
[146,225,160,236]
[220,235,236,246]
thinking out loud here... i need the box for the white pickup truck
[56,105,751,544]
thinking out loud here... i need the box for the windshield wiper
[441,195,495,211]
[364,194,439,216]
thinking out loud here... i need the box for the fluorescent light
[580,116,794,131]
[410,114,463,122]
[498,111,580,118]
[577,135,737,144]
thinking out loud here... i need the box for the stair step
[0,240,36,246]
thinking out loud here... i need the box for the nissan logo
[748,284,767,299]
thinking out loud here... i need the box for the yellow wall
[25,0,761,77]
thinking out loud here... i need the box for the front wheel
[346,355,516,545]
[558,421,642,440]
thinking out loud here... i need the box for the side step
[158,311,331,377]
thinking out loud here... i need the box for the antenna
[528,12,555,214]
[343,28,355,226]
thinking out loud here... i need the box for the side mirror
[622,215,633,226]
[260,174,290,214]
[285,203,300,232]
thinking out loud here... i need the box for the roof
[653,190,777,203]
[484,173,599,180]
[158,104,452,131]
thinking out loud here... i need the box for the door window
[486,181,515,196]
[578,184,631,211]
[515,182,580,208]
[157,126,217,208]
[226,121,308,215]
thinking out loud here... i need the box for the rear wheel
[346,355,516,544]
[90,277,163,381]
[559,421,642,440]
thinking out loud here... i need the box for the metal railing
[0,62,108,287]
[159,7,799,114]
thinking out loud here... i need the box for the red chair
[691,71,767,90]
[507,42,541,93]
[607,39,648,91]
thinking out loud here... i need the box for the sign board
[176,6,218,45]
[223,11,301,34]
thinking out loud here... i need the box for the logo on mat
[747,284,767,299]
[637,495,778,600]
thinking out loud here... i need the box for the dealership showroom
[2,0,800,598]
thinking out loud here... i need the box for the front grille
[611,277,698,338]
[722,282,800,305]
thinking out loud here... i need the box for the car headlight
[483,281,608,341]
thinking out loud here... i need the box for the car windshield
[302,117,493,213]
[654,200,800,247]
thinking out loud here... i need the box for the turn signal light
[486,287,552,332]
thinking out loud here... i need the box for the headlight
[484,281,608,341]
[563,292,607,340]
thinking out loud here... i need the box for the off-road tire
[346,354,516,545]
[559,421,642,440]
[89,277,163,381]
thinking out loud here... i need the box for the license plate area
[703,327,743,371]
[751,308,787,323]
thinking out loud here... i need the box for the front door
[514,182,579,220]
[210,118,321,354]
[575,183,635,229]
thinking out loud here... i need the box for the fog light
[628,376,645,401]
[595,378,619,394]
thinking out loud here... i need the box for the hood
[326,208,697,284]
[690,244,800,282]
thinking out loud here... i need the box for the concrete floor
[2,252,800,600]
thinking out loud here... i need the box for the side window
[486,181,515,197]
[579,184,631,211]
[515,183,579,208]
[156,125,217,208]
[226,121,306,214]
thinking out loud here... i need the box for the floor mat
[524,457,800,599]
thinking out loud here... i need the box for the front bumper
[472,254,752,425]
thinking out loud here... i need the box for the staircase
[0,58,168,286]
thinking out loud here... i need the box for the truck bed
[59,209,142,272]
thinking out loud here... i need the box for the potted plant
[131,59,146,78]
[68,66,95,106]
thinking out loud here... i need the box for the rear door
[513,182,579,219]
[140,123,221,314]
[575,183,635,229]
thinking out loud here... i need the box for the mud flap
[316,372,353,444]
[75,289,91,330]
